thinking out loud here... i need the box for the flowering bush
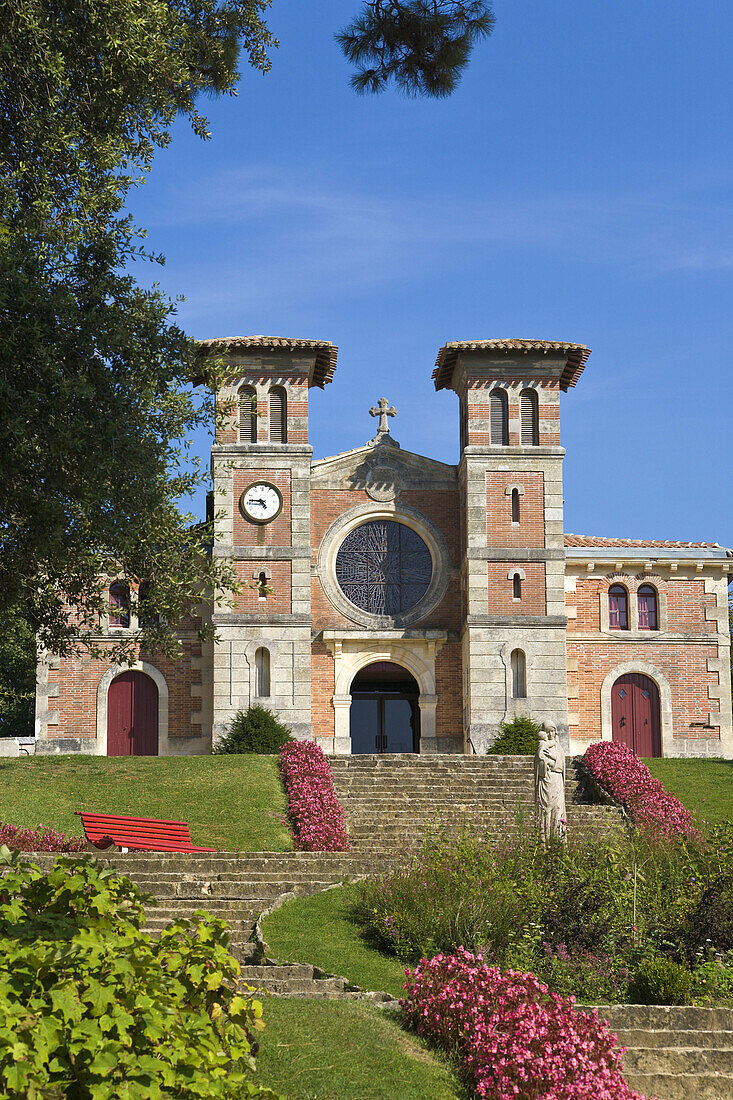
[0,821,86,852]
[401,948,650,1100]
[279,740,350,851]
[583,740,699,840]
[535,942,631,1004]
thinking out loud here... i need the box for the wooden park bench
[75,811,216,853]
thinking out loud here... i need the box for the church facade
[36,336,733,759]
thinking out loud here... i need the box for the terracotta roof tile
[195,336,338,388]
[564,534,724,549]
[433,339,591,392]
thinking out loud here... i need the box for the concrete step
[622,1073,733,1100]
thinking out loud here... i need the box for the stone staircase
[330,754,625,850]
[592,1004,733,1099]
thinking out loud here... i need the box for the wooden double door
[611,673,661,757]
[107,671,159,756]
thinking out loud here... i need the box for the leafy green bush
[0,850,281,1099]
[691,949,733,1006]
[682,872,733,960]
[214,705,293,755]
[629,957,692,1005]
[487,715,540,755]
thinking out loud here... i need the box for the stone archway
[350,661,421,753]
[600,660,673,757]
[97,661,169,756]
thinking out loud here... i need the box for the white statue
[534,720,567,843]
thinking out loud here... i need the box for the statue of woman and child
[534,721,567,843]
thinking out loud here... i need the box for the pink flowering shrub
[401,948,651,1100]
[0,821,86,853]
[583,740,699,841]
[279,740,350,851]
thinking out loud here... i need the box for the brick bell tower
[433,338,591,752]
[200,336,338,746]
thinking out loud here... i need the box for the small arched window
[255,647,271,697]
[608,584,629,630]
[511,488,520,523]
[239,386,257,443]
[109,582,130,628]
[256,571,268,599]
[490,388,508,445]
[511,649,527,698]
[520,388,539,445]
[269,386,287,443]
[638,585,659,631]
[513,574,522,600]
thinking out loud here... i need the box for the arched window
[490,388,508,445]
[255,647,270,697]
[638,585,659,630]
[608,584,629,630]
[513,574,522,600]
[520,388,539,445]
[269,386,287,443]
[511,649,527,698]
[239,386,257,443]
[511,488,520,523]
[256,571,268,599]
[109,582,130,628]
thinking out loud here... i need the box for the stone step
[622,1073,733,1100]
[593,1005,733,1030]
[616,1029,733,1050]
[624,1047,733,1075]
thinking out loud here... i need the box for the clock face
[240,482,282,524]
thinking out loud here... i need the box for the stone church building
[36,337,733,759]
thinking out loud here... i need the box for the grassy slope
[262,883,407,998]
[0,755,291,851]
[645,758,733,825]
[253,999,464,1100]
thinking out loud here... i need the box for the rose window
[335,520,433,616]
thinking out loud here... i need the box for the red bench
[75,811,216,853]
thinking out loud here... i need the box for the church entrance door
[350,662,420,753]
[107,671,159,756]
[611,673,661,757]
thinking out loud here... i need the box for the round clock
[239,482,283,524]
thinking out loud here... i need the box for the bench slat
[75,811,216,853]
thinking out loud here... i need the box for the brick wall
[232,469,292,547]
[311,640,335,736]
[463,378,561,447]
[486,562,546,615]
[435,642,462,739]
[486,471,545,548]
[233,560,292,615]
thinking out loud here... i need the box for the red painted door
[107,672,158,756]
[611,673,661,757]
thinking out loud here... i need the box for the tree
[0,604,35,738]
[0,0,493,661]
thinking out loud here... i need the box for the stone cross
[369,397,397,436]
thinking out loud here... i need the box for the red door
[107,672,159,756]
[611,673,661,757]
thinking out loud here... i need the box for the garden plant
[214,706,293,755]
[279,740,350,851]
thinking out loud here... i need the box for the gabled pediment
[311,441,457,491]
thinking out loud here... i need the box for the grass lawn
[253,999,464,1100]
[0,755,291,851]
[262,883,407,998]
[645,758,733,826]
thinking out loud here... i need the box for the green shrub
[629,957,692,1005]
[691,949,733,1006]
[0,850,281,1099]
[214,705,293,755]
[682,872,733,960]
[487,715,540,755]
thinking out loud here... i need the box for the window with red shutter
[109,582,130,628]
[638,585,658,630]
[608,584,629,630]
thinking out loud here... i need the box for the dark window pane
[335,521,432,615]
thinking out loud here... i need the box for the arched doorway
[611,673,661,757]
[350,662,420,753]
[107,671,159,756]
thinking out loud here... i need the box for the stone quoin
[36,336,733,759]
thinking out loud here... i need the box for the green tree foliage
[487,715,540,755]
[0,851,282,1098]
[0,603,36,738]
[337,1,495,96]
[214,704,293,755]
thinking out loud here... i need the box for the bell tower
[433,338,591,751]
[199,335,337,745]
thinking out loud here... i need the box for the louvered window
[255,647,271,697]
[511,488,520,523]
[490,389,508,445]
[609,585,629,630]
[638,585,658,630]
[238,386,257,443]
[269,387,287,443]
[511,649,527,698]
[520,389,539,445]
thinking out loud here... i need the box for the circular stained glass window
[335,520,433,616]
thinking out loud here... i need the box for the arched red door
[107,671,159,756]
[611,673,661,757]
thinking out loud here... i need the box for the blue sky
[127,0,733,546]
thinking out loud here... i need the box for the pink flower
[279,741,350,851]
